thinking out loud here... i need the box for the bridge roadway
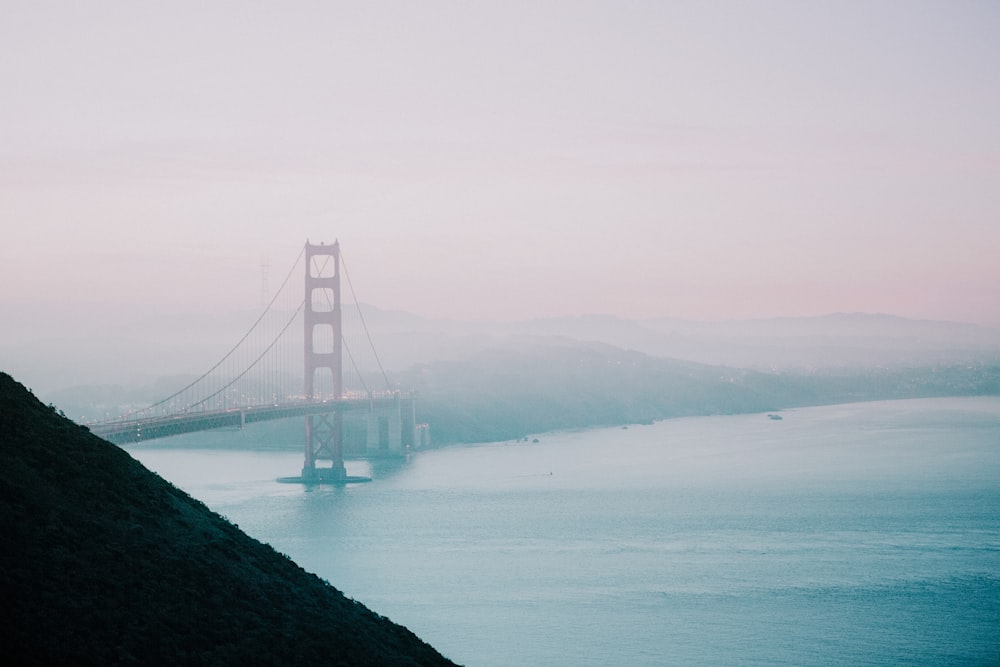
[89,395,411,445]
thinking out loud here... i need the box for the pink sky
[2,1,999,326]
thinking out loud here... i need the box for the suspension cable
[342,337,370,396]
[339,249,392,390]
[93,241,397,424]
[184,300,305,412]
[314,252,370,397]
[92,246,306,423]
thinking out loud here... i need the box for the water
[131,397,1000,666]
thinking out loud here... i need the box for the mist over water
[7,2,999,662]
[133,398,1000,666]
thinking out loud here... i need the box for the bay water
[131,397,1000,666]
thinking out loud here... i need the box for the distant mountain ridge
[7,302,1000,405]
[347,307,1000,372]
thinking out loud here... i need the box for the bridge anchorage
[87,240,423,484]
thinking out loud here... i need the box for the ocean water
[131,397,1000,666]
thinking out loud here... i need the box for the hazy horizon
[3,1,999,329]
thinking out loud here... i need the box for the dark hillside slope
[0,372,456,666]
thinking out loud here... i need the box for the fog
[2,1,999,349]
[2,2,999,405]
[4,8,1000,664]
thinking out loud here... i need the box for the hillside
[11,308,1000,398]
[397,338,1000,445]
[354,308,1000,372]
[41,333,1000,452]
[0,372,457,666]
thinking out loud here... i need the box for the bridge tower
[302,240,346,481]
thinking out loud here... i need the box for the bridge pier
[405,396,419,450]
[365,411,379,452]
[388,399,402,454]
[363,394,410,457]
[302,411,346,482]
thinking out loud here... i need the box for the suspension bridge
[88,241,422,483]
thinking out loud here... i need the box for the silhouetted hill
[0,372,457,666]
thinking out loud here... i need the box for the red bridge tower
[302,240,346,481]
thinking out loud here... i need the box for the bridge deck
[88,396,410,445]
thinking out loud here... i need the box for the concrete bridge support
[302,410,345,482]
[364,395,406,457]
[387,403,403,454]
[366,411,379,452]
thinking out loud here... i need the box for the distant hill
[360,309,1000,372]
[15,305,1000,449]
[394,337,1000,445]
[9,305,1000,398]
[321,306,1000,375]
[0,372,457,666]
[38,331,1000,451]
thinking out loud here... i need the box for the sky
[2,0,999,326]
